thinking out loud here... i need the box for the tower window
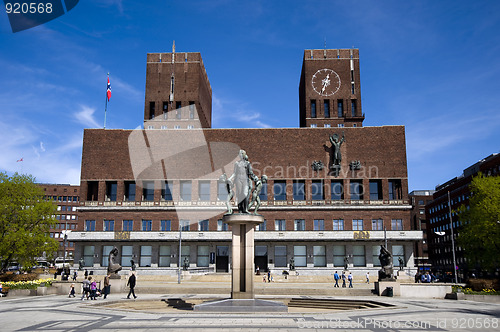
[337,100,343,117]
[149,102,155,119]
[162,102,168,118]
[324,100,330,118]
[189,102,195,119]
[311,100,317,118]
[351,83,355,94]
[351,100,357,117]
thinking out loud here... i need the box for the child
[69,283,76,297]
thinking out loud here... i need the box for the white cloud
[212,94,271,128]
[74,105,101,128]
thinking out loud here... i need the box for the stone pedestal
[375,280,401,296]
[223,214,264,299]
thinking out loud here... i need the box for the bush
[0,272,39,282]
[467,278,500,292]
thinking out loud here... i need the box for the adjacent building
[409,190,434,272]
[69,47,422,276]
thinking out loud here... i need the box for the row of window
[57,206,77,212]
[148,101,196,120]
[84,218,404,232]
[310,123,358,128]
[82,244,405,269]
[52,223,77,230]
[55,215,77,220]
[310,99,357,118]
[146,124,196,130]
[94,179,404,202]
[44,196,79,202]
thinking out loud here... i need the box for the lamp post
[178,221,182,284]
[447,191,459,284]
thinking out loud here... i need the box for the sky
[0,0,499,191]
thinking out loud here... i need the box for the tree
[458,173,500,273]
[0,172,58,272]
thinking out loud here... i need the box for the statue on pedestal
[107,247,122,274]
[249,175,267,215]
[219,173,234,214]
[228,150,258,214]
[378,245,394,280]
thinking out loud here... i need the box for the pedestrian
[69,283,76,297]
[89,277,97,300]
[366,272,370,283]
[72,270,77,281]
[342,271,346,288]
[267,270,271,283]
[127,272,137,299]
[333,271,340,287]
[84,269,88,278]
[421,271,432,283]
[348,273,353,288]
[256,266,260,275]
[81,276,90,300]
[103,274,110,299]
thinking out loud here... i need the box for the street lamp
[178,221,182,284]
[61,229,71,273]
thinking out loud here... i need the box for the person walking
[72,270,77,281]
[89,277,97,300]
[333,271,340,287]
[366,272,370,283]
[127,272,137,299]
[348,273,353,288]
[81,276,90,300]
[103,274,110,299]
[342,271,346,288]
[68,283,76,298]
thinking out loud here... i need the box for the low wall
[464,294,500,304]
[400,283,452,299]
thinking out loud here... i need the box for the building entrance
[216,245,229,272]
[255,245,268,272]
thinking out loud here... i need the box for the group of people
[333,271,354,288]
[69,272,136,300]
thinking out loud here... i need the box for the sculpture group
[219,149,267,215]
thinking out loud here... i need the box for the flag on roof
[106,77,111,101]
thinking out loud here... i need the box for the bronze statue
[78,257,84,271]
[218,173,234,214]
[228,150,258,214]
[378,245,393,280]
[329,132,345,166]
[107,247,122,274]
[248,175,267,215]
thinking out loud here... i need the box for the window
[162,182,173,201]
[217,182,228,201]
[217,219,228,231]
[352,245,365,266]
[352,219,364,230]
[104,220,115,232]
[372,245,381,267]
[187,125,194,129]
[140,246,152,267]
[142,220,152,231]
[333,219,344,230]
[350,180,363,200]
[180,181,192,201]
[273,180,287,201]
[86,181,98,201]
[311,100,317,118]
[333,245,345,267]
[162,101,168,117]
[338,123,344,127]
[161,125,167,130]
[388,179,402,200]
[418,200,424,205]
[189,102,195,119]
[311,180,324,200]
[198,219,209,231]
[176,101,182,109]
[180,219,190,231]
[198,181,210,201]
[294,245,307,267]
[83,246,95,267]
[293,180,305,200]
[392,245,405,267]
[123,220,133,231]
[121,246,133,267]
[337,100,343,117]
[159,245,171,267]
[372,219,383,230]
[85,220,95,232]
[294,219,305,231]
[274,246,287,267]
[256,219,267,231]
[259,182,268,201]
[324,100,330,118]
[174,125,181,129]
[314,219,324,231]
[142,181,154,201]
[351,99,357,117]
[197,245,209,267]
[351,83,355,95]
[331,180,344,200]
[149,102,155,119]
[310,124,317,128]
[324,124,331,128]
[391,219,403,230]
[160,220,171,231]
[314,246,326,267]
[419,209,424,215]
[369,180,382,200]
[275,219,286,231]
[125,181,136,201]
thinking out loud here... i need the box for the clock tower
[299,49,364,128]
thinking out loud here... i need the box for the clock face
[311,69,341,97]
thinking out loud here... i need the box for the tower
[143,42,212,129]
[299,49,364,128]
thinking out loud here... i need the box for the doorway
[216,245,229,272]
[255,245,268,272]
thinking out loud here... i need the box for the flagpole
[104,73,109,129]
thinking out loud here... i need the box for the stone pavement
[1,291,500,331]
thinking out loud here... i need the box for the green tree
[458,173,500,273]
[0,172,58,272]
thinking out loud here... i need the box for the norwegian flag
[106,77,111,101]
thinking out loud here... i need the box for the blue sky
[0,0,499,191]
